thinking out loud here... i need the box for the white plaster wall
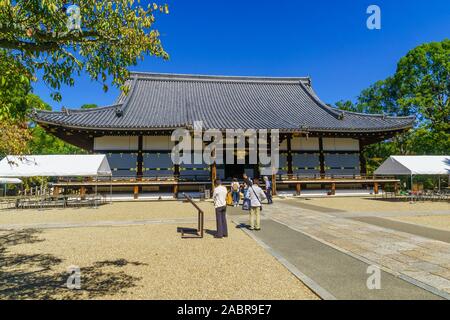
[279,137,320,151]
[322,138,359,151]
[143,136,174,150]
[94,136,138,151]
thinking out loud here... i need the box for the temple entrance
[225,164,246,180]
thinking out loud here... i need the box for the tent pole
[95,176,98,208]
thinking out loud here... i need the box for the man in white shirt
[213,179,228,238]
[247,178,267,231]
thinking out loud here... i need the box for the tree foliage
[0,0,169,100]
[335,39,450,172]
[0,1,168,156]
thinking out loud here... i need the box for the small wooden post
[53,186,60,196]
[296,183,301,196]
[133,185,139,199]
[374,182,379,195]
[331,183,336,196]
[211,162,217,193]
[394,181,399,195]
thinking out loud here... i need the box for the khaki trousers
[249,206,261,230]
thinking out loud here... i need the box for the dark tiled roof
[33,72,415,132]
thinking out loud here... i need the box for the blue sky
[33,0,450,111]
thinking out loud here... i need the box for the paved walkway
[239,219,440,299]
[261,200,450,298]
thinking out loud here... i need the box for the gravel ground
[0,201,216,226]
[387,215,450,232]
[293,197,450,213]
[0,201,317,300]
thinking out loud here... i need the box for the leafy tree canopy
[335,39,450,171]
[0,0,169,102]
[80,103,97,109]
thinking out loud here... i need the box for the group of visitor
[212,174,274,239]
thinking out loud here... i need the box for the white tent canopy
[0,155,112,177]
[0,178,23,184]
[375,156,450,176]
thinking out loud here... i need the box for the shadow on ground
[0,229,146,300]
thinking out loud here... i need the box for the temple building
[33,72,414,197]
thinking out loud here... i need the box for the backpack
[232,182,239,192]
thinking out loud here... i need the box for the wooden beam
[133,185,139,199]
[374,182,379,195]
[331,183,336,196]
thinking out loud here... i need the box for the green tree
[28,125,84,155]
[395,39,450,132]
[81,103,98,109]
[0,0,169,101]
[0,1,168,155]
[335,39,450,172]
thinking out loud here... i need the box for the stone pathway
[264,201,450,298]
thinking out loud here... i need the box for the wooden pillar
[287,134,293,179]
[319,137,325,179]
[374,182,379,195]
[331,183,336,196]
[394,181,399,195]
[359,140,367,177]
[173,164,180,199]
[271,173,277,196]
[80,186,86,200]
[296,183,301,196]
[53,186,60,196]
[133,185,139,199]
[137,135,143,180]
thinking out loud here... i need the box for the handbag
[242,198,250,211]
[226,192,233,206]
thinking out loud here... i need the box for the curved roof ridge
[34,104,121,115]
[116,75,139,116]
[297,80,343,119]
[129,71,311,84]
[298,81,415,122]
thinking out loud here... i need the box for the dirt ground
[0,201,215,227]
[0,201,317,300]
